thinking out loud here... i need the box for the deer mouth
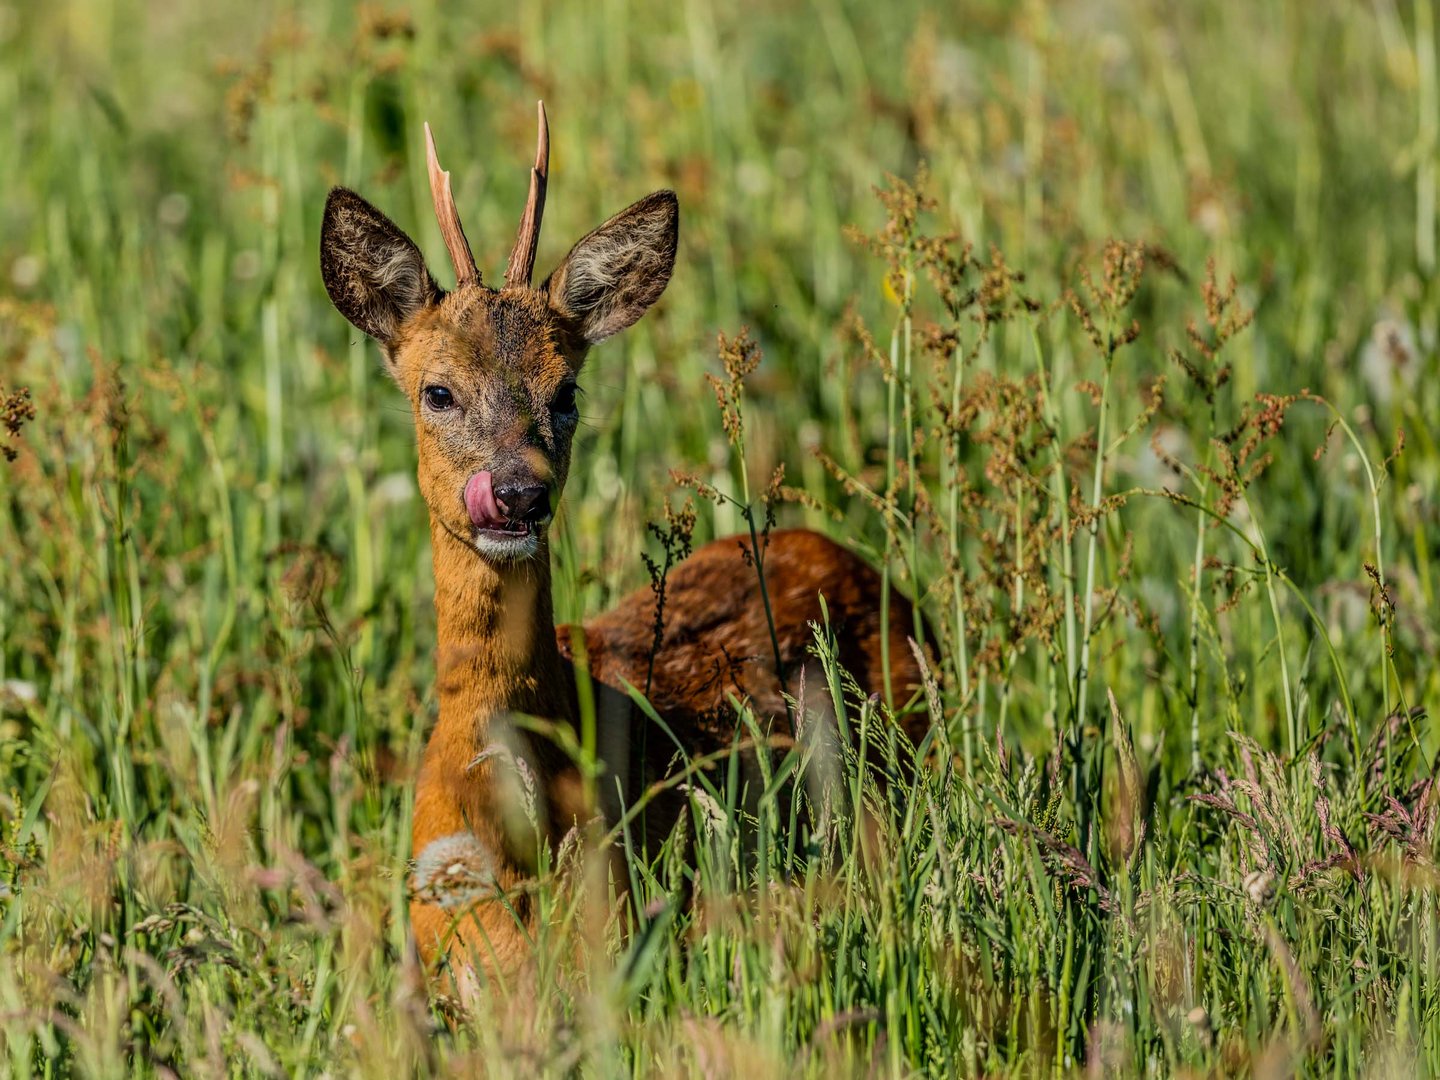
[481,520,533,536]
[464,471,543,552]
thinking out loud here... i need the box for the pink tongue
[464,471,504,528]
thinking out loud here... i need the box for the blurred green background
[6,0,1433,691]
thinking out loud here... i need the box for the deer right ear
[320,188,441,347]
[543,190,679,349]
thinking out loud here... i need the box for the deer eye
[423,385,455,411]
[551,382,579,415]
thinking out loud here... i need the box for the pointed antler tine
[504,101,550,290]
[534,99,550,178]
[424,121,480,288]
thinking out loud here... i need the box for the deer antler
[504,101,550,290]
[424,122,480,288]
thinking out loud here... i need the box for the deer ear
[543,190,678,347]
[320,187,441,347]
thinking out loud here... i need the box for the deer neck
[429,517,571,731]
[415,518,575,846]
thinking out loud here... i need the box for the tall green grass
[2,0,1439,1074]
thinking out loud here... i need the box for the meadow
[3,0,1439,1074]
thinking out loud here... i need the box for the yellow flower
[882,271,902,307]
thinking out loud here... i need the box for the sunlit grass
[3,0,1440,1075]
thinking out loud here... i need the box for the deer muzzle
[464,470,551,535]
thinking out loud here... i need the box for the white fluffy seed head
[410,831,497,911]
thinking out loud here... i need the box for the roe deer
[319,103,928,992]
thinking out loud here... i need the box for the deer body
[319,106,925,990]
[571,529,925,737]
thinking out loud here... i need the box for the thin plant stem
[1029,319,1076,730]
[878,269,907,708]
[745,504,785,692]
[948,334,974,770]
[1075,359,1113,727]
[1237,481,1297,756]
[901,270,925,653]
[735,439,786,693]
[1186,451,1214,775]
[1315,400,1398,713]
[997,484,1024,733]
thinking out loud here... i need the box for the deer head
[320,103,678,562]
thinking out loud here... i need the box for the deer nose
[494,483,551,524]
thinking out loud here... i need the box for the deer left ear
[542,190,678,347]
[320,187,441,347]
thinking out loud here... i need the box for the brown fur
[319,171,927,995]
[567,529,928,749]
